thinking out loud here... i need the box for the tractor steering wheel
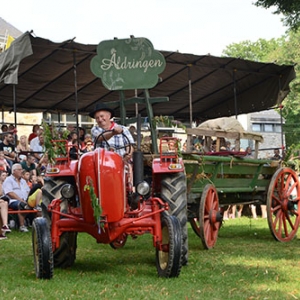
[94,129,132,157]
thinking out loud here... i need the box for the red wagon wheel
[199,184,222,249]
[267,167,300,242]
[190,218,201,237]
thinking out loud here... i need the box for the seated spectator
[37,153,49,175]
[0,170,8,197]
[129,125,141,143]
[0,124,8,143]
[82,134,94,153]
[2,164,30,232]
[26,175,44,211]
[17,134,30,153]
[272,148,282,160]
[30,172,38,186]
[66,124,76,141]
[78,127,86,143]
[32,133,45,162]
[30,127,43,151]
[226,141,232,151]
[0,151,10,172]
[1,124,8,133]
[0,132,17,169]
[22,170,32,189]
[28,124,40,144]
[245,146,254,158]
[0,197,11,239]
[69,139,79,160]
[21,154,37,176]
[8,124,17,145]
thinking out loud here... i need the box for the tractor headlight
[61,184,75,199]
[136,181,150,196]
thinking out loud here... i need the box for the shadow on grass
[70,233,157,276]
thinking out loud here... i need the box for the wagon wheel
[199,184,222,249]
[110,233,128,249]
[267,167,300,242]
[190,218,201,237]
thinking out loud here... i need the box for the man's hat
[89,103,115,119]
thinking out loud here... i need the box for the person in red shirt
[28,124,40,143]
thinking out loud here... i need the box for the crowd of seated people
[0,122,97,238]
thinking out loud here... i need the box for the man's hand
[112,126,123,135]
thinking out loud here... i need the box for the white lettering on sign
[100,51,163,73]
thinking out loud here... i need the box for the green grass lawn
[1,217,300,299]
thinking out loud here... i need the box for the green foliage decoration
[42,121,69,164]
[84,176,102,229]
[152,115,186,130]
[283,143,300,172]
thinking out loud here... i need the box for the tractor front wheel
[54,232,78,268]
[32,217,53,279]
[156,215,182,278]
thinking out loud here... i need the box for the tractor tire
[156,214,182,278]
[32,217,54,279]
[53,232,78,268]
[161,172,188,265]
[42,177,69,213]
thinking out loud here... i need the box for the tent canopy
[0,32,296,122]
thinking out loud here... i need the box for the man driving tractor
[90,102,134,162]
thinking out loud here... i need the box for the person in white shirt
[32,134,45,162]
[30,127,44,151]
[2,163,30,232]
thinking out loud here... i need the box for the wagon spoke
[285,213,295,231]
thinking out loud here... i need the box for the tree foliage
[255,0,300,30]
[222,30,300,147]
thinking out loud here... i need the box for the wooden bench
[8,208,39,214]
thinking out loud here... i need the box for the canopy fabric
[0,32,296,122]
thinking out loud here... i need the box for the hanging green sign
[90,37,166,90]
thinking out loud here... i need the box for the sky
[1,0,287,56]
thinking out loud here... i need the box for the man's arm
[6,191,27,203]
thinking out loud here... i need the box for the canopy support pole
[233,69,238,118]
[1,106,4,125]
[188,65,193,128]
[73,50,79,144]
[278,77,284,152]
[13,84,17,144]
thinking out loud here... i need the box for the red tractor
[32,131,187,279]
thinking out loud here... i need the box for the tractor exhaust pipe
[133,114,144,186]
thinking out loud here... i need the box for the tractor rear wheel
[42,177,69,212]
[54,232,78,268]
[156,215,182,278]
[161,172,188,265]
[32,217,53,279]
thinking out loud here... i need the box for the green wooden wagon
[182,124,300,249]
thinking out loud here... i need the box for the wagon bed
[182,118,300,249]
